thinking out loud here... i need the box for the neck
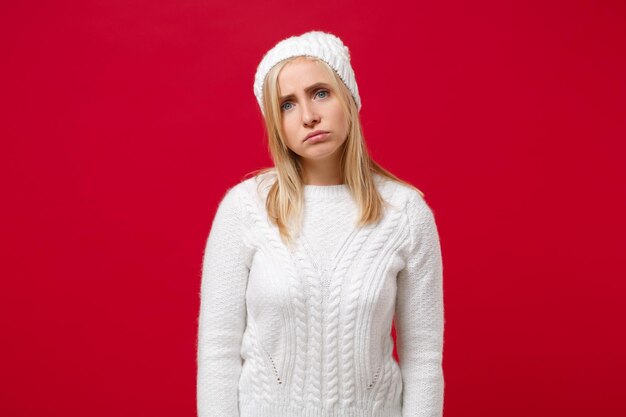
[300,156,343,186]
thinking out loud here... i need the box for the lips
[304,130,329,142]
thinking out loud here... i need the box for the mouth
[304,130,330,142]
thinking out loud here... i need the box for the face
[277,58,349,165]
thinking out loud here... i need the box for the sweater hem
[239,401,402,417]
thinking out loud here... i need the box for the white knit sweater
[197,171,445,417]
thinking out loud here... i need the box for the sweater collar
[303,183,351,200]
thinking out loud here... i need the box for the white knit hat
[253,30,362,116]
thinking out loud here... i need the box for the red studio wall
[1,1,625,416]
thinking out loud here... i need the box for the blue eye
[316,90,329,99]
[280,89,329,112]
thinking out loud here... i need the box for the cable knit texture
[197,171,445,417]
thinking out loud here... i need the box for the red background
[2,1,625,416]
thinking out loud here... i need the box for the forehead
[277,58,332,92]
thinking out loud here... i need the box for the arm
[197,186,249,417]
[395,192,445,417]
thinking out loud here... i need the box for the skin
[277,57,349,186]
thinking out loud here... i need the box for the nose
[301,102,320,127]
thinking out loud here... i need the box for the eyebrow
[279,82,332,102]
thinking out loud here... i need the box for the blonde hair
[245,56,424,248]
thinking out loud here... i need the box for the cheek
[283,123,295,138]
[332,106,348,130]
[281,122,300,148]
[335,113,349,136]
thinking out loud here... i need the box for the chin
[305,148,342,161]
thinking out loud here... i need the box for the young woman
[197,31,445,417]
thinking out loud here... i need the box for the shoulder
[217,171,277,224]
[377,175,439,246]
[374,173,431,215]
[212,182,243,222]
[397,182,433,217]
[230,170,276,204]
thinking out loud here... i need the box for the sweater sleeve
[395,192,445,417]
[197,185,249,417]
